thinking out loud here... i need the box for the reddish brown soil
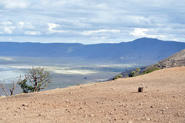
[1,67,185,123]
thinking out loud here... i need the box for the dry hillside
[0,67,185,123]
[154,49,185,68]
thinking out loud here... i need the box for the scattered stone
[138,87,144,92]
[22,103,28,107]
[146,117,151,121]
[39,113,42,116]
[65,99,71,103]
[109,112,113,115]
[113,118,117,121]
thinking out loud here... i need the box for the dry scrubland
[0,67,185,123]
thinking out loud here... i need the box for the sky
[0,0,185,44]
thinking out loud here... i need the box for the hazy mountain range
[1,38,185,65]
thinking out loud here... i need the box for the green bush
[129,71,136,77]
[141,66,160,74]
[112,74,123,80]
[128,68,140,77]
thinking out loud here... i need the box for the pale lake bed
[0,56,139,95]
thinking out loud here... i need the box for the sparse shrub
[129,71,136,77]
[129,68,141,77]
[0,82,16,96]
[142,66,160,74]
[112,74,123,80]
[136,68,141,73]
[18,67,51,93]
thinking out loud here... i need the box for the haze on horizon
[0,0,185,44]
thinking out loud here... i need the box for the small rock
[138,86,144,92]
[69,92,72,94]
[39,113,42,116]
[146,117,151,121]
[150,106,153,108]
[22,103,28,106]
[89,114,94,117]
[109,112,113,115]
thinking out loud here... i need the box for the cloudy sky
[0,0,185,44]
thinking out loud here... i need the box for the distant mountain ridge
[1,38,185,65]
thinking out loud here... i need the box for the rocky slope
[154,49,185,68]
[0,67,185,123]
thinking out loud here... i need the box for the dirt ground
[0,67,185,123]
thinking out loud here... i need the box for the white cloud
[1,21,13,25]
[0,0,185,43]
[24,31,41,35]
[3,27,15,34]
[18,22,26,27]
[18,22,35,29]
[130,28,150,37]
[47,23,68,34]
[130,28,167,39]
[82,29,120,36]
[0,0,28,9]
[48,23,59,31]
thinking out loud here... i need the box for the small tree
[136,68,141,73]
[18,67,51,93]
[129,68,141,77]
[129,71,136,77]
[0,82,16,96]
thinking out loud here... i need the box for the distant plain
[0,56,138,95]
